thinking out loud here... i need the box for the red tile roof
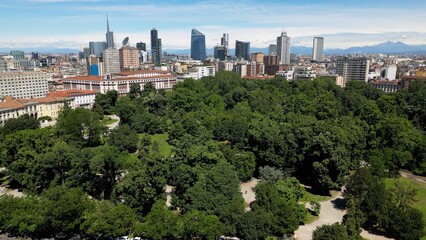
[48,90,97,98]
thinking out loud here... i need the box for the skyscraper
[221,33,229,48]
[235,40,250,61]
[136,42,147,51]
[151,28,162,65]
[268,44,277,56]
[103,48,120,74]
[214,45,227,61]
[10,50,25,60]
[105,15,115,49]
[312,37,324,62]
[191,29,206,61]
[277,31,291,65]
[89,42,106,58]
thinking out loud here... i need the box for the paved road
[295,191,346,240]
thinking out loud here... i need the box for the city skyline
[1,0,426,50]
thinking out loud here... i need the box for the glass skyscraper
[191,29,206,61]
[235,40,250,61]
[89,42,106,58]
[105,15,115,49]
[151,28,162,65]
[312,37,324,62]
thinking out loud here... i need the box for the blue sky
[1,0,426,49]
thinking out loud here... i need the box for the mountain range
[1,41,426,55]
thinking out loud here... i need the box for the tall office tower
[268,44,277,56]
[136,42,147,51]
[10,50,25,60]
[0,72,48,98]
[336,57,370,83]
[31,52,39,60]
[103,47,120,74]
[89,42,107,58]
[277,31,291,65]
[235,40,250,61]
[214,45,227,61]
[312,37,324,62]
[150,28,162,65]
[119,46,140,71]
[221,33,229,48]
[105,15,115,49]
[86,56,103,76]
[191,29,206,61]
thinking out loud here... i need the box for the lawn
[138,133,174,157]
[100,117,118,126]
[385,176,426,240]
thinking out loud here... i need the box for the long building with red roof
[62,70,177,94]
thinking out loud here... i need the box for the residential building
[119,46,140,71]
[251,52,264,63]
[0,71,48,98]
[177,66,215,82]
[103,48,120,74]
[235,41,250,60]
[105,15,115,48]
[336,57,370,83]
[312,37,324,62]
[151,28,162,65]
[63,70,177,94]
[277,31,291,65]
[89,42,107,58]
[400,75,426,89]
[191,29,206,61]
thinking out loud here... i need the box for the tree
[181,210,225,240]
[259,166,285,182]
[107,124,139,153]
[237,209,275,240]
[81,200,136,237]
[312,223,349,240]
[137,200,182,240]
[2,114,40,135]
[93,90,118,115]
[129,83,141,99]
[56,108,103,147]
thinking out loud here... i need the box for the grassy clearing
[100,117,118,126]
[138,133,174,157]
[304,211,320,224]
[300,190,333,202]
[385,176,426,240]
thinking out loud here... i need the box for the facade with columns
[62,70,177,95]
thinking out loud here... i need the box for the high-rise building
[235,40,250,61]
[221,33,229,48]
[151,28,162,65]
[277,31,291,65]
[10,50,25,61]
[86,56,103,76]
[103,48,120,74]
[136,42,147,51]
[119,46,140,71]
[191,29,206,61]
[336,57,370,83]
[0,71,48,98]
[106,15,115,49]
[214,45,227,61]
[89,42,107,58]
[31,52,39,60]
[312,37,324,62]
[268,44,277,56]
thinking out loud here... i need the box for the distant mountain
[164,42,426,56]
[0,47,79,54]
[324,41,426,54]
[2,41,426,56]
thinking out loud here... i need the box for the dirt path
[360,229,394,240]
[400,171,426,185]
[294,191,346,240]
[240,178,258,211]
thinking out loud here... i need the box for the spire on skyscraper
[106,14,115,48]
[106,14,110,33]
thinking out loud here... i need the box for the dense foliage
[0,72,425,239]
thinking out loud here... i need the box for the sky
[1,0,426,50]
